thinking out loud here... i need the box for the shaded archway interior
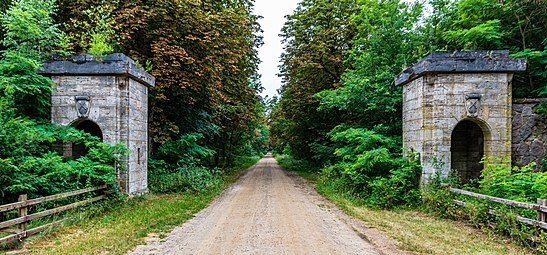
[451,120,485,183]
[72,120,103,158]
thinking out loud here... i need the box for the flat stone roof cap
[39,53,155,87]
[395,50,527,86]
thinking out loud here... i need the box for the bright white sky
[253,0,300,98]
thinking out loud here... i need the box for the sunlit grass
[328,194,531,254]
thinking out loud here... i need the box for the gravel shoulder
[127,154,403,255]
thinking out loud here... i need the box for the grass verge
[276,155,532,255]
[3,156,260,255]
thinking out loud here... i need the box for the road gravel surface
[128,154,399,255]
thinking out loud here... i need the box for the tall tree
[317,0,427,138]
[431,0,547,97]
[272,0,359,161]
[56,0,266,163]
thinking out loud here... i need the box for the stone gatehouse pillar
[395,51,527,182]
[40,54,155,195]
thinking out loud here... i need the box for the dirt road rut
[128,154,382,255]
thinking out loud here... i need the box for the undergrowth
[422,157,547,253]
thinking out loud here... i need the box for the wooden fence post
[18,194,27,236]
[537,198,547,223]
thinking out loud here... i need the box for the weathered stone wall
[126,78,149,194]
[396,51,527,181]
[41,54,155,196]
[50,76,125,145]
[512,99,547,169]
[402,72,513,180]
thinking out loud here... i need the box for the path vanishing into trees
[128,153,388,254]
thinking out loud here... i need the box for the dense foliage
[0,0,267,199]
[0,0,125,204]
[321,127,421,208]
[432,0,547,97]
[52,0,269,192]
[271,0,547,209]
[270,0,359,162]
[148,133,220,193]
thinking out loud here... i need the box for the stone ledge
[395,50,527,86]
[38,53,155,87]
[513,98,547,104]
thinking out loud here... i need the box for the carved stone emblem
[75,96,91,118]
[466,93,481,118]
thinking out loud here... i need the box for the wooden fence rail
[445,185,547,230]
[0,184,107,245]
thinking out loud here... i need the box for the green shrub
[156,133,215,166]
[367,152,421,208]
[148,161,221,193]
[479,157,547,203]
[148,133,221,193]
[327,126,399,191]
[0,118,127,204]
[316,126,422,209]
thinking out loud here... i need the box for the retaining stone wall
[512,99,547,169]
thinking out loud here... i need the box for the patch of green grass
[24,193,215,255]
[277,155,532,255]
[3,156,260,255]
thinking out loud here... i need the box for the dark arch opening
[72,120,103,159]
[451,120,485,183]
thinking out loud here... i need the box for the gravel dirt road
[127,154,397,255]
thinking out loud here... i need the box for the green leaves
[431,0,547,97]
[442,20,505,49]
[479,157,547,203]
[157,133,216,167]
[272,0,358,160]
[322,126,421,208]
[317,0,426,136]
[0,52,53,119]
[0,0,126,203]
[0,108,126,202]
[1,0,66,61]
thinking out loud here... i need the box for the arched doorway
[451,120,485,183]
[72,120,103,158]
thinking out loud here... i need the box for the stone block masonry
[396,50,527,182]
[512,98,547,169]
[40,54,156,196]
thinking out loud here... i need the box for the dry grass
[345,203,532,254]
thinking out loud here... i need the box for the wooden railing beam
[0,184,107,213]
[0,185,107,245]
